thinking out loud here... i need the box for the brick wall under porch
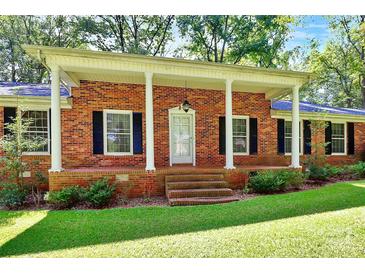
[48,166,293,198]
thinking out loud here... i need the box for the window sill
[22,152,50,156]
[104,153,134,156]
[233,152,249,156]
[330,153,347,156]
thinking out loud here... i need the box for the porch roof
[271,100,365,122]
[23,45,311,100]
[0,81,72,109]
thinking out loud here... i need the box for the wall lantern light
[182,100,191,113]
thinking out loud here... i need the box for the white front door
[170,114,194,164]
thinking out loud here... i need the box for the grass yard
[1,181,365,258]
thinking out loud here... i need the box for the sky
[286,16,331,51]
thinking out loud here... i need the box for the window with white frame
[284,120,302,154]
[233,116,249,154]
[332,123,345,154]
[104,110,133,155]
[22,110,49,153]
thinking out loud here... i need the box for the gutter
[271,109,365,123]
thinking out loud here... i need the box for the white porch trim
[225,79,235,169]
[145,72,155,171]
[290,86,301,168]
[50,65,63,172]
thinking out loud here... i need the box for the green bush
[249,170,286,193]
[85,177,116,208]
[324,165,346,177]
[46,185,86,209]
[348,161,365,178]
[278,170,305,189]
[0,183,27,209]
[249,169,305,194]
[307,165,330,181]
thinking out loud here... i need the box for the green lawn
[1,181,365,258]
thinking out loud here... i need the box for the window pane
[285,137,292,154]
[233,118,247,153]
[332,123,344,138]
[233,118,246,136]
[22,110,48,153]
[284,121,301,153]
[332,138,345,153]
[285,121,292,137]
[107,134,131,153]
[331,123,345,153]
[107,113,130,134]
[106,112,131,153]
[233,137,247,153]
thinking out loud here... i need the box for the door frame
[168,106,196,166]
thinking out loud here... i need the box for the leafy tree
[0,108,47,188]
[301,16,364,108]
[0,15,88,83]
[176,15,294,67]
[78,15,175,56]
[329,16,365,107]
[303,38,362,108]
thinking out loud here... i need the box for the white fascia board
[0,96,72,109]
[271,109,365,123]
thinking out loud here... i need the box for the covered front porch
[24,46,310,176]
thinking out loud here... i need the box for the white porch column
[225,79,235,169]
[145,72,156,171]
[291,85,301,168]
[50,65,63,171]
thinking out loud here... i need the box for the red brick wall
[2,80,365,195]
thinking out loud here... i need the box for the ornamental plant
[0,108,47,188]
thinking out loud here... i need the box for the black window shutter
[303,120,311,155]
[4,107,17,136]
[133,112,143,154]
[277,119,285,154]
[249,118,258,155]
[219,116,226,155]
[347,122,355,155]
[92,111,104,154]
[325,121,332,155]
[48,109,52,153]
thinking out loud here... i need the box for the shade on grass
[1,181,365,258]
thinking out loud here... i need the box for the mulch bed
[1,176,363,211]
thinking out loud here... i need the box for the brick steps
[165,174,224,182]
[165,173,238,206]
[169,196,239,206]
[168,188,233,198]
[166,180,229,190]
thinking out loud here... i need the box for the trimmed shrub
[307,165,329,181]
[0,183,27,209]
[85,177,115,208]
[348,161,365,178]
[249,169,304,193]
[278,170,305,189]
[249,170,287,193]
[46,185,86,209]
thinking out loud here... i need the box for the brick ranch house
[1,45,365,204]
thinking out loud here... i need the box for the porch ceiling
[23,45,311,99]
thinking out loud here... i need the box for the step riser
[169,198,239,206]
[168,189,233,199]
[167,181,229,190]
[165,174,224,182]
